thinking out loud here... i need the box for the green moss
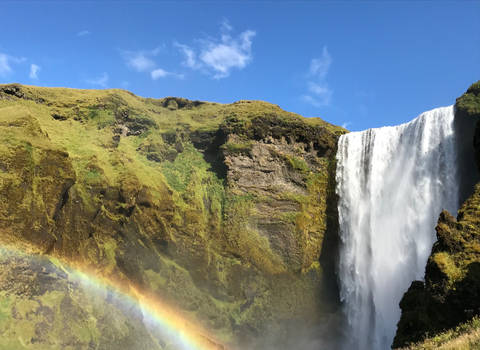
[221,140,253,155]
[0,296,11,323]
[432,252,464,285]
[161,144,210,193]
[100,238,118,273]
[0,83,344,348]
[285,154,310,172]
[456,80,480,117]
[38,291,65,308]
[88,108,115,128]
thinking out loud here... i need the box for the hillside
[400,317,480,350]
[0,83,345,349]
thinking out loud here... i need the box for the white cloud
[305,81,332,106]
[123,46,183,81]
[122,47,162,72]
[151,68,184,80]
[125,53,155,72]
[86,72,108,88]
[302,91,332,107]
[174,42,198,69]
[0,54,12,76]
[0,53,26,77]
[303,46,333,107]
[151,68,168,80]
[176,20,256,79]
[77,30,91,37]
[29,64,40,79]
[309,47,332,80]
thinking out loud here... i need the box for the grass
[284,154,310,172]
[432,251,464,285]
[456,80,480,117]
[404,317,480,350]
[221,140,254,155]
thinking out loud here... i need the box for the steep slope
[400,317,480,350]
[0,84,345,349]
[393,81,480,348]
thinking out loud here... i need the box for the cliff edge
[0,84,345,349]
[393,81,480,348]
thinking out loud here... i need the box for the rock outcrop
[0,84,345,348]
[393,81,480,348]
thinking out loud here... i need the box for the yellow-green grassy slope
[0,84,345,349]
[401,317,480,350]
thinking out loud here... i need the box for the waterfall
[336,106,459,349]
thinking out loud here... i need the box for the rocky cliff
[393,81,480,348]
[0,84,345,349]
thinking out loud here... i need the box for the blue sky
[0,1,479,131]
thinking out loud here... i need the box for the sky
[0,1,479,131]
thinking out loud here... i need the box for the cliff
[393,81,480,348]
[0,84,345,349]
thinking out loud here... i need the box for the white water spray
[336,106,459,349]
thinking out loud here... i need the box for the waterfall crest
[336,106,459,349]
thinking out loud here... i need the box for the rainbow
[0,246,226,350]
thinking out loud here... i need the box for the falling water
[336,106,459,349]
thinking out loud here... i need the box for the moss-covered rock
[393,81,480,348]
[0,248,166,350]
[0,84,345,348]
[456,80,480,172]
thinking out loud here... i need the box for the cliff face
[0,84,345,348]
[393,81,480,348]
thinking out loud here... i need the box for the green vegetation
[0,83,344,348]
[456,81,480,118]
[0,249,162,350]
[403,317,480,350]
[284,154,310,172]
[221,140,253,155]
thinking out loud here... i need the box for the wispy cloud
[174,42,198,69]
[302,46,333,107]
[309,47,332,80]
[151,68,183,80]
[77,30,91,37]
[176,19,256,79]
[0,53,26,77]
[122,47,161,72]
[29,64,40,79]
[122,46,184,81]
[151,68,168,80]
[341,121,351,129]
[0,54,12,76]
[86,72,108,88]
